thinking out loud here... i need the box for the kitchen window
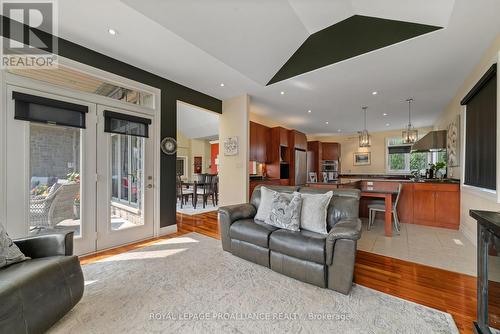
[386,137,446,174]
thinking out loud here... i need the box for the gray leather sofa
[0,231,84,333]
[219,185,362,295]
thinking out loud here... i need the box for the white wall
[308,127,432,174]
[433,33,500,244]
[219,95,249,206]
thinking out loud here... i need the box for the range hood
[411,130,447,152]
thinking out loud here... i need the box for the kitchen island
[306,178,460,236]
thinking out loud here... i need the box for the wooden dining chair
[176,175,193,208]
[368,183,403,233]
[195,174,217,208]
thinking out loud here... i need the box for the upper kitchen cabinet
[290,130,307,150]
[249,121,270,163]
[322,142,340,160]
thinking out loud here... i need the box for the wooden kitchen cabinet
[290,130,307,150]
[411,183,460,229]
[249,121,270,163]
[321,142,340,160]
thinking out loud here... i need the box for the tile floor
[358,218,477,276]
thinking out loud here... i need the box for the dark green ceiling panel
[267,15,441,85]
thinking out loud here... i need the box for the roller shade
[388,145,411,154]
[463,64,496,190]
[13,91,88,128]
[104,110,151,138]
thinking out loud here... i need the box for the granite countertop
[360,178,460,184]
[307,178,360,185]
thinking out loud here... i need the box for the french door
[96,105,154,250]
[4,86,155,255]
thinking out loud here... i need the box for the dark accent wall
[1,16,222,227]
[268,15,441,85]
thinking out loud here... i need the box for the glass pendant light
[359,106,370,147]
[402,98,418,144]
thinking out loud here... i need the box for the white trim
[0,64,5,226]
[159,224,178,236]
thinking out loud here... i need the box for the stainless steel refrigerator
[294,149,307,185]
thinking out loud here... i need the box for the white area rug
[176,202,218,215]
[50,233,459,334]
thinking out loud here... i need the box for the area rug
[176,202,218,215]
[50,233,459,334]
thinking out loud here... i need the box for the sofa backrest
[251,185,360,230]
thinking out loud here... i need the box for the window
[462,64,497,191]
[386,137,447,174]
[176,156,187,177]
[111,134,144,207]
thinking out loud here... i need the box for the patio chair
[30,183,80,229]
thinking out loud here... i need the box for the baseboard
[159,224,178,236]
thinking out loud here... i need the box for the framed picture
[354,152,371,166]
[447,115,460,167]
[223,136,239,156]
[308,172,317,183]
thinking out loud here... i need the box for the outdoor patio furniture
[30,183,80,229]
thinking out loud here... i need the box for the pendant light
[402,98,418,144]
[359,106,370,147]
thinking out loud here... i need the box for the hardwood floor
[80,212,477,333]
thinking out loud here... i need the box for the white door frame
[0,58,162,255]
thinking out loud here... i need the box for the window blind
[104,110,151,138]
[461,64,497,190]
[13,91,88,128]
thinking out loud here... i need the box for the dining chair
[176,175,193,208]
[368,183,403,233]
[195,174,217,208]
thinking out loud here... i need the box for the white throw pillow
[255,186,279,221]
[300,191,334,234]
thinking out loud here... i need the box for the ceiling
[52,0,500,135]
[177,102,219,140]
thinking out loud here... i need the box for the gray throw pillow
[0,223,28,269]
[265,192,302,231]
[300,191,333,234]
[255,186,278,221]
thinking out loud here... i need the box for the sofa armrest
[14,231,74,258]
[326,218,361,265]
[219,203,257,225]
[218,203,256,252]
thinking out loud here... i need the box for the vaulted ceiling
[53,0,500,135]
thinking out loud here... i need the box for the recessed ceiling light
[108,28,117,36]
[385,123,390,127]
[280,91,285,95]
[383,113,388,116]
[372,91,378,95]
[337,129,342,132]
[307,110,312,113]
[325,121,329,125]
[220,83,225,87]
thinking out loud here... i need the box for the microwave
[322,160,338,172]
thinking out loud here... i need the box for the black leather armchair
[0,231,84,333]
[219,185,362,294]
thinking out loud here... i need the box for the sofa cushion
[269,229,327,264]
[230,219,278,248]
[300,191,333,234]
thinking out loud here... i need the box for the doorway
[176,101,220,215]
[3,82,158,255]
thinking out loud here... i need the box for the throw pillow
[265,192,302,231]
[300,191,334,234]
[0,223,29,269]
[254,186,278,221]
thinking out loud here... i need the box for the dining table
[182,180,208,209]
[361,189,399,237]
